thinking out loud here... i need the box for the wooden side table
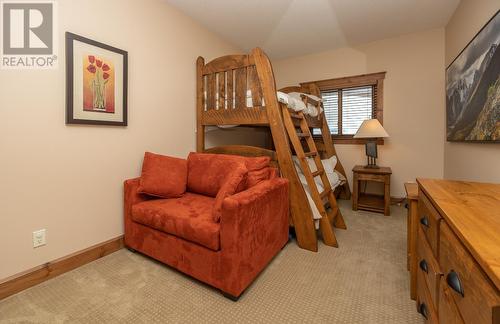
[352,165,392,216]
[404,182,418,301]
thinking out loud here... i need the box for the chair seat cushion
[131,193,220,251]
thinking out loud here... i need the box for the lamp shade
[353,119,389,138]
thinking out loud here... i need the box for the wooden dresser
[414,179,500,324]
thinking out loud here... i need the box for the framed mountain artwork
[446,10,499,142]
[66,32,128,126]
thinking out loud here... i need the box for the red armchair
[124,153,289,300]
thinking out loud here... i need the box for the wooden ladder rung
[290,113,303,119]
[320,188,331,199]
[304,151,317,157]
[311,170,324,177]
[296,133,310,138]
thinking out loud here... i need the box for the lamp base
[365,154,379,169]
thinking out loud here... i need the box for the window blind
[314,85,375,136]
[316,90,338,135]
[341,86,373,135]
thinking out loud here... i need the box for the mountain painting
[446,10,500,142]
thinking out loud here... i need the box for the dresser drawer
[418,192,442,257]
[440,222,500,324]
[439,282,465,324]
[416,227,441,308]
[416,270,438,324]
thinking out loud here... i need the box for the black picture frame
[445,10,499,143]
[66,32,128,126]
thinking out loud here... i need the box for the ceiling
[164,0,460,59]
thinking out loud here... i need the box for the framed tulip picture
[66,32,128,126]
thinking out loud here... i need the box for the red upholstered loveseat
[124,152,289,300]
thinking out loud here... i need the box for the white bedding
[286,92,323,117]
[292,155,344,228]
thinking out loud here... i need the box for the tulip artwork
[66,33,127,126]
[83,54,115,113]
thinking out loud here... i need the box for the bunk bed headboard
[196,48,282,152]
[279,86,308,94]
[197,54,266,123]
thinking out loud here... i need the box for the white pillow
[276,91,289,105]
[306,103,319,116]
[307,156,338,174]
[322,156,338,174]
[293,156,337,173]
[287,92,302,100]
[286,95,306,112]
[293,155,342,191]
[288,92,323,116]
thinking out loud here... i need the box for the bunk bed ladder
[251,48,319,252]
[305,84,352,201]
[282,108,346,247]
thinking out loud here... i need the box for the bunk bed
[196,47,351,252]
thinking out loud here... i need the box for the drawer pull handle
[419,260,428,273]
[420,216,429,227]
[446,270,464,297]
[418,302,429,320]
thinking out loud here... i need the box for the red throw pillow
[247,167,270,188]
[187,152,272,196]
[212,164,248,222]
[187,153,239,197]
[268,167,279,179]
[245,156,271,171]
[138,152,187,198]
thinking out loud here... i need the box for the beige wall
[444,0,500,183]
[0,0,241,280]
[273,29,446,197]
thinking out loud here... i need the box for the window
[319,86,374,135]
[321,90,339,134]
[304,72,385,144]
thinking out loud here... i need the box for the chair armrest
[124,178,149,209]
[220,177,289,253]
[124,178,151,245]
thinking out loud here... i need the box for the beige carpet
[0,201,422,324]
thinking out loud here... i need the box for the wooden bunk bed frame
[196,47,350,252]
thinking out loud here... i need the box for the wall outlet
[33,229,46,248]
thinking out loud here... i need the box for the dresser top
[417,178,500,290]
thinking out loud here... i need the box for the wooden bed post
[196,56,205,152]
[252,48,318,252]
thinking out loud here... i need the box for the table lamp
[353,119,389,168]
